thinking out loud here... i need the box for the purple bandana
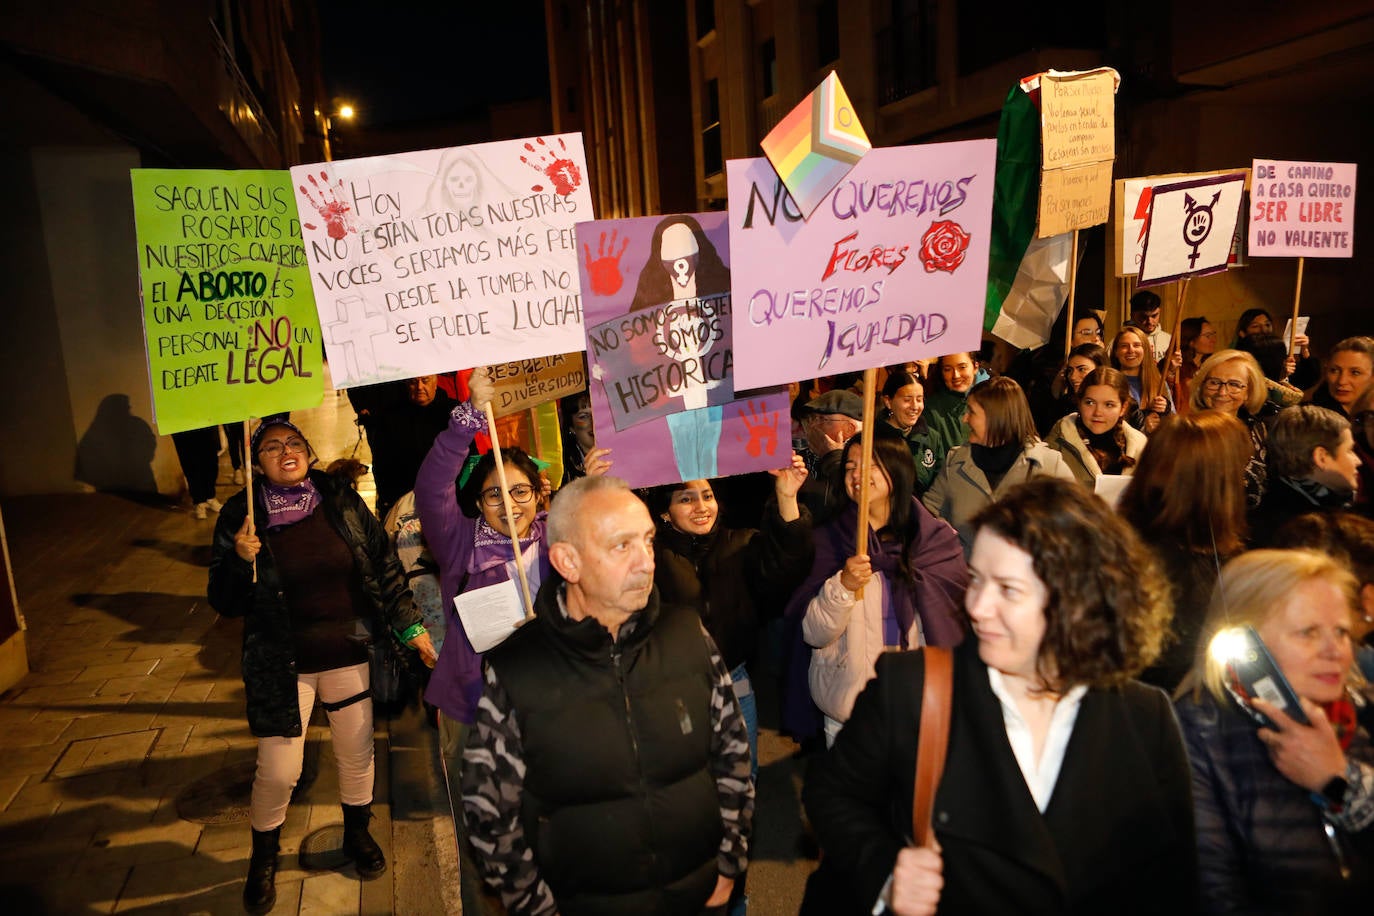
[259,479,321,530]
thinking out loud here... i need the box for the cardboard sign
[1037,70,1116,237]
[726,141,995,391]
[130,169,324,434]
[1248,159,1356,258]
[761,71,871,219]
[1138,172,1247,287]
[1114,169,1249,276]
[576,212,791,488]
[488,352,585,418]
[291,134,592,388]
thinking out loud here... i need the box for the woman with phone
[1177,549,1374,914]
[804,478,1193,914]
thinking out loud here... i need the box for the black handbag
[368,628,424,713]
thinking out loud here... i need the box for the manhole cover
[299,824,350,871]
[175,759,318,824]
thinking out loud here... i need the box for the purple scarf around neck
[258,479,321,530]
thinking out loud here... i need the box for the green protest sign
[131,169,324,434]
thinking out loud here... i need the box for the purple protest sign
[575,213,791,488]
[1248,159,1356,258]
[725,141,995,390]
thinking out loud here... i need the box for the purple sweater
[417,403,551,723]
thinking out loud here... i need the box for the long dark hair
[629,215,731,309]
[842,434,919,586]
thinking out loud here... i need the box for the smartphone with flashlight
[1216,625,1310,729]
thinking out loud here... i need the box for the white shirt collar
[986,667,1087,813]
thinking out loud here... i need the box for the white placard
[291,134,593,388]
[1095,474,1131,508]
[1138,172,1247,287]
[454,578,526,653]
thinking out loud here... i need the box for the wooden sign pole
[854,368,878,599]
[483,402,535,619]
[1290,257,1306,353]
[1063,229,1080,360]
[1154,277,1189,404]
[244,418,256,583]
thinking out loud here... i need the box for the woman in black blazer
[804,478,1197,915]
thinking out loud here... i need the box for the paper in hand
[1281,316,1309,354]
[454,578,527,653]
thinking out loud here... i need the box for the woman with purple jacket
[415,368,552,914]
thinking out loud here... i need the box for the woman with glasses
[1071,311,1105,346]
[1191,350,1276,507]
[209,420,436,913]
[415,368,563,914]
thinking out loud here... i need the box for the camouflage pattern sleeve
[460,664,559,916]
[704,626,755,878]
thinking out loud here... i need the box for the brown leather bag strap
[912,645,953,848]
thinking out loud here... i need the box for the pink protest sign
[1248,159,1356,258]
[575,212,791,488]
[726,141,996,390]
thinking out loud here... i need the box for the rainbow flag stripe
[761,71,872,218]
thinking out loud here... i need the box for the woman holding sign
[786,435,967,746]
[208,420,436,914]
[1110,326,1172,434]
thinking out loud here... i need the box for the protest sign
[291,135,592,388]
[488,352,585,418]
[130,169,323,435]
[1037,70,1116,237]
[761,71,871,219]
[726,140,996,391]
[1114,169,1249,276]
[1138,172,1247,287]
[575,212,791,488]
[1248,159,1356,258]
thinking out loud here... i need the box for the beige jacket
[802,571,922,724]
[922,441,1075,554]
[1046,414,1148,486]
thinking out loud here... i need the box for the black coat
[652,503,813,671]
[208,470,422,737]
[804,641,1197,914]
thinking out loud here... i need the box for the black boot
[341,803,387,880]
[243,826,280,915]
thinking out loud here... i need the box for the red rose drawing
[919,220,971,274]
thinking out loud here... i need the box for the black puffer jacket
[1177,689,1374,914]
[653,502,813,671]
[208,469,422,737]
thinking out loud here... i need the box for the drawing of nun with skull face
[629,215,733,479]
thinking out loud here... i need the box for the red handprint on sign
[736,400,780,458]
[520,136,583,197]
[584,230,630,296]
[299,171,353,240]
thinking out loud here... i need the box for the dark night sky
[319,2,550,127]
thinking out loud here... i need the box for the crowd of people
[205,302,1374,915]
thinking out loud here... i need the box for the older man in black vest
[461,475,753,915]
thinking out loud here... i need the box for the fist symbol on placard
[919,220,970,274]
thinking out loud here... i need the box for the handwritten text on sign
[130,169,324,435]
[576,212,791,488]
[1248,159,1357,258]
[291,135,593,388]
[726,141,995,390]
[488,352,586,418]
[1038,71,1115,237]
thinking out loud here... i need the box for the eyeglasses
[257,436,307,459]
[480,484,536,508]
[1202,378,1248,393]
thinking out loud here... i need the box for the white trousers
[250,661,374,831]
